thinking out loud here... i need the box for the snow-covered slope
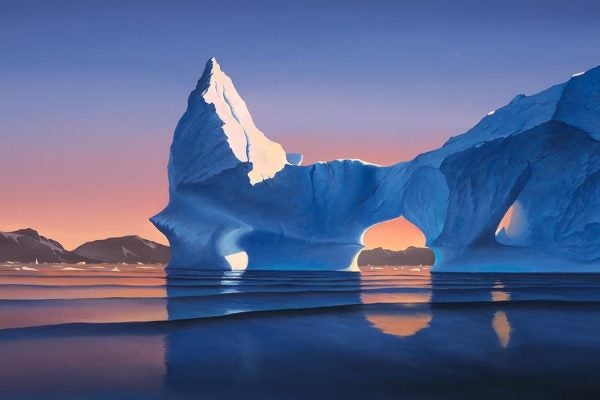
[153,60,600,272]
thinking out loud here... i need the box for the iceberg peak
[167,58,287,186]
[198,57,223,86]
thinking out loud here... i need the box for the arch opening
[495,201,529,247]
[358,217,434,268]
[495,204,515,237]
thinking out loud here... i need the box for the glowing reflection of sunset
[493,311,511,348]
[0,264,167,329]
[491,281,511,302]
[361,268,432,338]
[491,281,511,348]
[365,312,433,338]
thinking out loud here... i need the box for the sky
[1,0,599,250]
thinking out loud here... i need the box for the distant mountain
[0,228,91,263]
[74,235,170,264]
[358,247,434,267]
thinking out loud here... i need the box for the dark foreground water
[1,263,600,399]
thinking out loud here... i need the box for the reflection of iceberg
[219,270,243,295]
[6,270,599,397]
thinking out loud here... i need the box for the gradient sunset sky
[1,0,599,249]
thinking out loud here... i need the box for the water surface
[1,263,600,399]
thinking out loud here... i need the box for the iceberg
[152,58,600,272]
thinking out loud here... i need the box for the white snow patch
[121,246,137,259]
[138,237,157,249]
[572,71,585,77]
[37,237,65,255]
[61,266,84,271]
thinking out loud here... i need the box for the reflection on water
[0,335,166,396]
[492,280,511,302]
[364,311,433,337]
[0,263,167,329]
[491,280,512,347]
[0,263,169,398]
[2,264,600,398]
[361,268,433,337]
[493,310,511,348]
[219,270,243,294]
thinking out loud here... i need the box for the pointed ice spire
[169,57,288,185]
[196,57,223,91]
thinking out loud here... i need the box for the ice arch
[152,59,600,272]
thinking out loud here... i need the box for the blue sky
[2,0,599,159]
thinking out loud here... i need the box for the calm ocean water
[1,263,600,399]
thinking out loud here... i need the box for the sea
[1,263,600,399]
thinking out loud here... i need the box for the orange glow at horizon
[0,129,435,250]
[0,131,170,250]
[363,217,426,250]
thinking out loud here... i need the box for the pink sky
[0,125,436,250]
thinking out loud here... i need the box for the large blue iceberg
[152,59,600,272]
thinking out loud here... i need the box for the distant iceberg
[152,58,600,273]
